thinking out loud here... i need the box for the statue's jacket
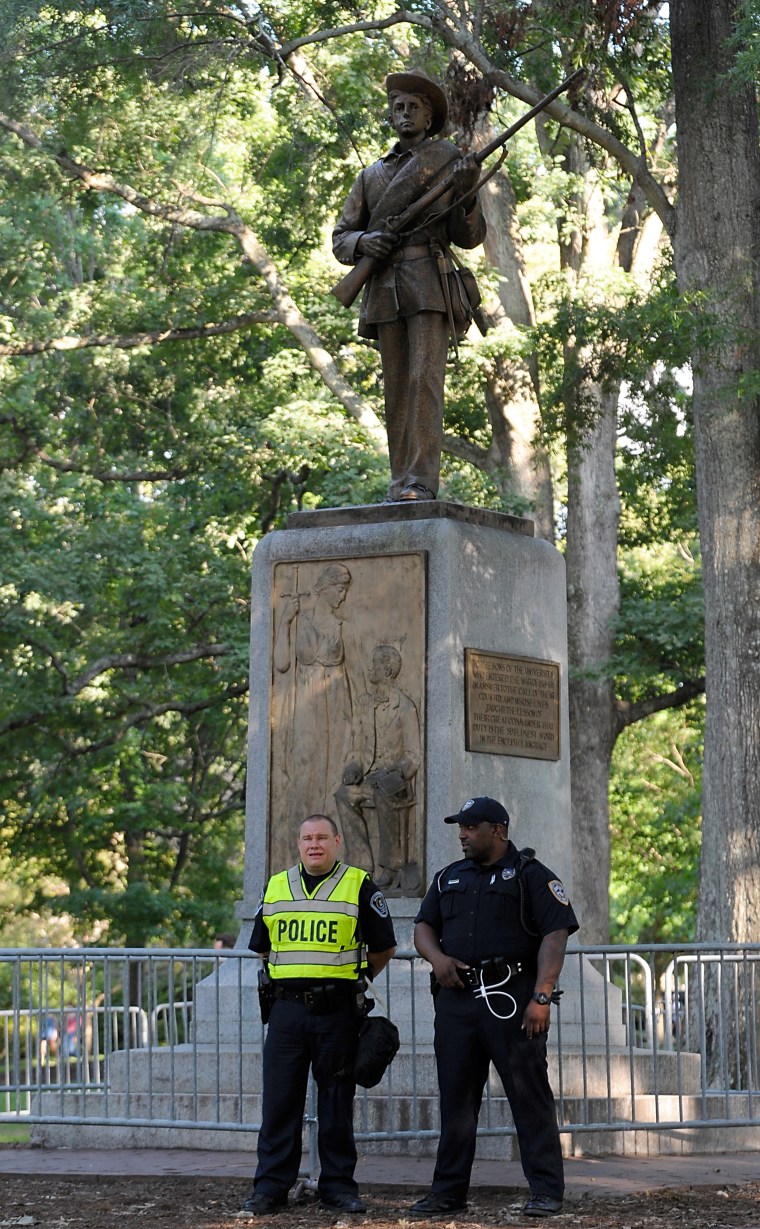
[332,137,486,339]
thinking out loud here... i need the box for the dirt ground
[3,1177,760,1229]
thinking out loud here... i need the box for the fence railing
[2,943,760,1149]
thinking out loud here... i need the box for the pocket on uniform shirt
[439,879,467,920]
[486,878,521,921]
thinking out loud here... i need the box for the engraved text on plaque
[465,650,560,760]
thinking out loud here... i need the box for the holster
[258,966,275,1025]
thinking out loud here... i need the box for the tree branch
[277,9,431,58]
[442,430,490,468]
[68,644,233,695]
[68,681,249,757]
[311,1,675,233]
[614,678,706,737]
[35,452,187,482]
[0,643,236,737]
[21,682,248,763]
[0,111,385,443]
[443,430,512,482]
[24,636,70,687]
[0,312,279,357]
[478,72,672,232]
[1,411,190,481]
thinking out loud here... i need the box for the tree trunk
[558,103,668,940]
[566,387,621,942]
[671,0,760,947]
[555,128,622,942]
[671,0,760,1085]
[475,126,555,540]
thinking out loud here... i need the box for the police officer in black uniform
[410,797,579,1219]
[240,814,396,1217]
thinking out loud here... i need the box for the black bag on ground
[354,1014,400,1088]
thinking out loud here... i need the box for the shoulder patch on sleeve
[548,879,570,906]
[371,891,390,918]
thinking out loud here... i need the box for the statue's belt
[390,243,435,262]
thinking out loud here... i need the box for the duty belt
[477,956,523,980]
[271,982,357,1013]
[432,956,524,994]
[456,956,523,991]
[455,958,527,1021]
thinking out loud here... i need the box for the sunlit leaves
[614,542,703,699]
[610,705,702,944]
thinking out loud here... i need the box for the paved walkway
[1,1148,758,1196]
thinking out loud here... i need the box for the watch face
[533,992,549,1004]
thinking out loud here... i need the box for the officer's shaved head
[301,814,339,836]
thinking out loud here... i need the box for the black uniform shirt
[249,862,396,986]
[415,841,579,973]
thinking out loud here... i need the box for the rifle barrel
[330,66,584,308]
[475,67,585,165]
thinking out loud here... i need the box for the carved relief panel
[269,553,426,894]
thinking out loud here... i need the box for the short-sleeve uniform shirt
[415,841,579,973]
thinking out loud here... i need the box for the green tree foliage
[0,0,431,944]
[0,0,708,946]
[610,705,702,945]
[0,5,306,943]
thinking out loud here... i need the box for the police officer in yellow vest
[241,814,397,1216]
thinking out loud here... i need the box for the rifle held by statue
[331,68,584,310]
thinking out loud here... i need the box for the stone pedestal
[239,501,574,952]
[228,501,622,1055]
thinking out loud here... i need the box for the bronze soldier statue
[332,69,486,503]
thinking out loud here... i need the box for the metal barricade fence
[2,943,760,1150]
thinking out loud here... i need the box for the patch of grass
[0,1121,30,1144]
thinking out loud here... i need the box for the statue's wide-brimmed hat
[385,69,448,135]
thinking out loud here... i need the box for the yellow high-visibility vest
[263,862,368,980]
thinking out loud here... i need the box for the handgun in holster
[257,965,275,1025]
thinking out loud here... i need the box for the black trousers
[430,983,564,1201]
[254,998,359,1200]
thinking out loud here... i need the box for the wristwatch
[531,992,551,1005]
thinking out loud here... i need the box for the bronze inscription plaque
[465,650,560,761]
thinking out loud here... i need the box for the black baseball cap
[444,797,510,826]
